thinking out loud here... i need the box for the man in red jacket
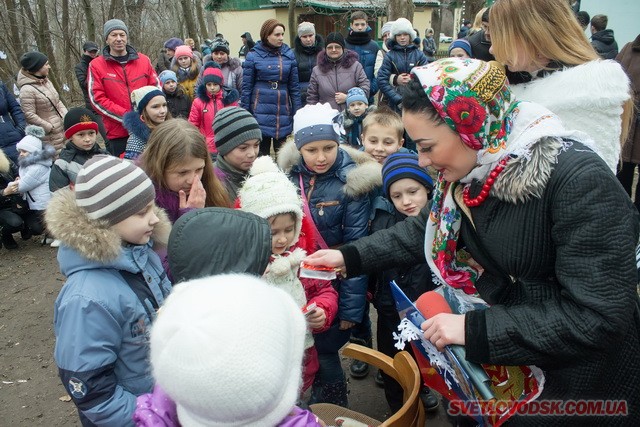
[88,19,159,157]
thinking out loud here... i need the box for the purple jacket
[133,385,324,426]
[153,185,193,224]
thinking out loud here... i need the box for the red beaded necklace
[462,157,510,207]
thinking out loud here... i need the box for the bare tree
[288,0,296,47]
[194,0,209,41]
[81,0,98,42]
[388,0,415,21]
[179,0,198,43]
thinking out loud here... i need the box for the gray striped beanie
[213,107,262,157]
[75,155,155,225]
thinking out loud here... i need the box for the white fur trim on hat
[239,156,303,246]
[150,274,306,427]
[391,18,417,40]
[16,125,45,153]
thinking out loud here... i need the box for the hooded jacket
[170,56,201,100]
[17,144,55,210]
[345,30,379,97]
[87,45,160,140]
[0,80,26,163]
[188,83,239,153]
[294,34,325,105]
[591,29,619,60]
[16,70,68,152]
[342,104,377,147]
[164,85,192,119]
[510,60,630,174]
[241,41,302,139]
[238,32,255,58]
[46,188,172,427]
[341,137,640,425]
[49,141,106,192]
[278,141,379,323]
[307,50,370,112]
[617,34,640,164]
[377,39,428,111]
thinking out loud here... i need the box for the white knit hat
[150,274,306,427]
[16,125,45,153]
[391,18,417,40]
[292,103,343,149]
[239,156,303,246]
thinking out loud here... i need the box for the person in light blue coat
[45,155,172,426]
[241,19,301,156]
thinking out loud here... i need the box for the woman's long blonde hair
[490,0,633,149]
[140,119,231,208]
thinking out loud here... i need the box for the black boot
[419,386,439,412]
[2,232,18,250]
[349,336,372,379]
[20,224,32,240]
[374,369,385,387]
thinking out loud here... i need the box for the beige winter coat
[17,69,67,152]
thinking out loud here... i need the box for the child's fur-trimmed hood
[45,188,171,263]
[277,137,382,198]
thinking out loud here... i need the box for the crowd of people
[1,0,640,425]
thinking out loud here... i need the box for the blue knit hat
[382,153,433,196]
[164,37,184,51]
[448,39,473,57]
[159,70,178,85]
[346,87,368,106]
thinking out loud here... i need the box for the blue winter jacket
[53,230,172,425]
[377,39,428,112]
[345,31,379,98]
[241,41,302,140]
[0,81,26,163]
[289,148,371,323]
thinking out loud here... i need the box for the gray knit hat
[213,107,262,157]
[297,22,315,38]
[103,19,128,41]
[75,155,155,225]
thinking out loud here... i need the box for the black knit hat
[382,153,433,196]
[325,32,345,49]
[213,107,262,156]
[64,107,99,140]
[20,51,48,73]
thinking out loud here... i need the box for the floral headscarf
[413,58,519,294]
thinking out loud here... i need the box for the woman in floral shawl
[306,58,640,425]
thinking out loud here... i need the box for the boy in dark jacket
[377,18,427,113]
[49,107,107,192]
[373,152,438,413]
[345,11,379,103]
[158,70,192,119]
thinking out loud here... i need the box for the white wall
[580,0,639,47]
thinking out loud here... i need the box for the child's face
[450,48,470,59]
[348,101,367,117]
[270,213,296,255]
[300,140,338,174]
[164,156,205,195]
[395,33,411,46]
[70,129,97,151]
[163,80,177,94]
[206,82,221,95]
[362,123,404,164]
[351,19,367,32]
[18,149,30,159]
[388,178,430,217]
[143,95,168,125]
[212,51,229,64]
[177,55,192,68]
[223,139,260,172]
[113,201,160,245]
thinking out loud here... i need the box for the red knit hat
[202,67,224,85]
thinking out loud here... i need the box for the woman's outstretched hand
[304,250,346,276]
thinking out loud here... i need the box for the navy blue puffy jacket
[377,39,428,112]
[0,81,26,163]
[345,32,379,98]
[241,42,301,139]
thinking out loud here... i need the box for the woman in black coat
[307,58,640,425]
[0,80,26,163]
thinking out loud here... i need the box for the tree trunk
[388,0,415,22]
[81,0,97,43]
[62,0,71,84]
[288,0,296,47]
[124,0,146,47]
[2,0,24,74]
[35,0,67,105]
[179,0,198,43]
[431,6,442,52]
[194,0,208,43]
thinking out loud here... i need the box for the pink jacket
[188,83,239,153]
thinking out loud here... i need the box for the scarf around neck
[412,58,597,295]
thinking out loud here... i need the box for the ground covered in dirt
[0,236,449,425]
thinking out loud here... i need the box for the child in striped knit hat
[44,155,173,425]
